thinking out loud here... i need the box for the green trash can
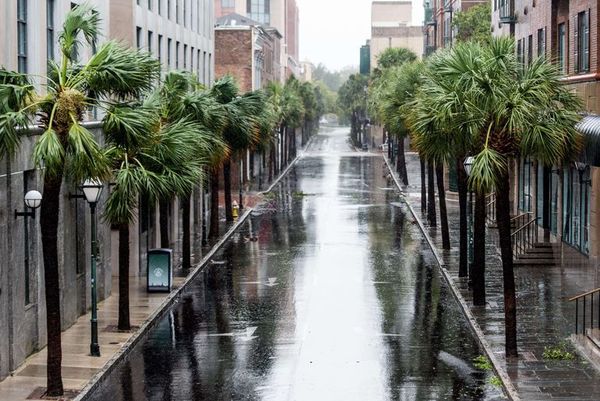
[147,249,173,293]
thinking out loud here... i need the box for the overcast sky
[298,0,423,71]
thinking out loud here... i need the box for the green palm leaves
[408,37,582,192]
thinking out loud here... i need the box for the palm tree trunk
[118,224,130,331]
[268,146,274,182]
[223,160,233,222]
[472,190,486,306]
[397,138,409,185]
[182,195,191,270]
[209,168,220,239]
[159,199,169,248]
[40,174,64,397]
[496,169,518,357]
[427,161,437,226]
[420,158,427,214]
[436,162,450,250]
[457,157,468,277]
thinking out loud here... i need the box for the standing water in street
[88,126,504,400]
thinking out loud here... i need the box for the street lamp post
[14,190,43,218]
[463,156,475,282]
[81,178,103,357]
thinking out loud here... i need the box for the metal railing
[486,193,496,225]
[570,288,600,336]
[510,212,538,260]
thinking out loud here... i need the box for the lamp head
[463,156,475,177]
[24,190,42,209]
[81,179,103,204]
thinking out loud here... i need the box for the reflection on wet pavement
[88,126,504,400]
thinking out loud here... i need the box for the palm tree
[146,71,227,266]
[211,76,263,222]
[0,3,159,395]
[412,38,582,357]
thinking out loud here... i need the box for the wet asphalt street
[88,126,504,400]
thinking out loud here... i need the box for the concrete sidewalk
[390,151,600,400]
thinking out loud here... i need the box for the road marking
[240,277,278,287]
[207,326,258,342]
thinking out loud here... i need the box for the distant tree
[376,47,417,70]
[452,3,492,43]
[337,74,368,144]
[313,63,358,92]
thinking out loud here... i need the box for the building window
[537,28,545,58]
[527,34,533,65]
[184,44,188,68]
[148,0,152,10]
[47,0,55,65]
[203,51,207,84]
[247,0,270,24]
[197,49,201,81]
[563,166,591,254]
[208,52,212,83]
[147,31,153,53]
[518,157,533,213]
[517,39,523,65]
[176,41,180,68]
[168,38,172,68]
[575,10,590,73]
[190,46,194,71]
[558,23,566,73]
[17,0,27,73]
[176,0,180,23]
[136,26,142,49]
[183,0,187,27]
[158,34,163,63]
[158,0,162,14]
[168,0,171,19]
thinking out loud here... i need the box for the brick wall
[215,29,253,92]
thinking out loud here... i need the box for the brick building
[214,0,300,79]
[215,13,282,91]
[423,0,489,55]
[491,0,600,280]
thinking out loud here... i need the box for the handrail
[570,288,600,302]
[570,288,600,336]
[510,217,537,238]
[511,212,532,223]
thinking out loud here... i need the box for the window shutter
[574,14,579,72]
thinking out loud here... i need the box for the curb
[75,208,253,401]
[76,139,311,400]
[259,136,314,195]
[383,156,521,401]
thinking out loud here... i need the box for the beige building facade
[370,1,424,70]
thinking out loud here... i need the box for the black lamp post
[81,178,103,357]
[463,156,475,280]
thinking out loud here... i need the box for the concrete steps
[514,242,559,267]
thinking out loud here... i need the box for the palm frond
[59,1,100,62]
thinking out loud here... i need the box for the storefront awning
[577,115,600,167]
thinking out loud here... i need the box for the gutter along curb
[383,155,521,401]
[76,149,307,401]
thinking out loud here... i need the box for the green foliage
[543,342,576,360]
[473,355,493,371]
[337,73,368,122]
[452,3,492,44]
[406,37,582,192]
[489,375,503,387]
[312,63,357,92]
[376,47,417,70]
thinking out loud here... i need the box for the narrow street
[88,126,504,400]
